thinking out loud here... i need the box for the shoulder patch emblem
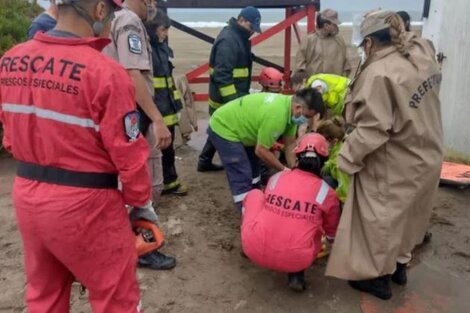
[128,34,142,54]
[124,111,141,141]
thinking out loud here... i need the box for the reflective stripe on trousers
[153,76,174,89]
[207,127,260,209]
[233,191,249,203]
[163,114,178,126]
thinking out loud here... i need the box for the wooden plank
[159,0,320,9]
[440,161,470,188]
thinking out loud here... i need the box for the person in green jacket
[316,117,349,204]
[306,73,351,117]
[146,10,187,196]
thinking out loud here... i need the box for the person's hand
[129,201,159,224]
[297,123,308,137]
[154,120,171,149]
[323,236,334,251]
[317,236,334,258]
[311,113,322,132]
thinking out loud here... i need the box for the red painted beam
[186,63,210,82]
[307,5,316,33]
[251,9,307,46]
[183,4,317,101]
[186,9,307,84]
[194,94,209,101]
[283,8,293,88]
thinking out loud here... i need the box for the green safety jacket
[208,17,253,110]
[322,141,349,204]
[151,40,182,126]
[306,73,350,116]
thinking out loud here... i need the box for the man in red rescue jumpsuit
[0,0,153,312]
[241,133,341,292]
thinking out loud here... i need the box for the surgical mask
[147,4,157,21]
[70,3,114,37]
[292,115,307,125]
[358,47,367,65]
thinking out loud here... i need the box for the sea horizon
[166,9,423,28]
[35,0,423,27]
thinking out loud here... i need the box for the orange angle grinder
[133,220,165,256]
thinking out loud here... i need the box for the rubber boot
[391,263,407,285]
[288,271,306,292]
[348,275,392,300]
[197,140,223,172]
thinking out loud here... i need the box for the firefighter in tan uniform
[294,9,351,77]
[103,0,176,270]
[325,11,443,300]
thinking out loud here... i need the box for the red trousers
[13,177,141,313]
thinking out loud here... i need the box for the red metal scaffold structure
[159,0,321,101]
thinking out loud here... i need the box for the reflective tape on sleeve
[315,180,330,205]
[162,113,179,126]
[1,103,100,132]
[153,77,167,89]
[233,67,249,78]
[208,98,222,109]
[219,84,237,97]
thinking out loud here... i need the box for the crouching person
[241,133,341,291]
[208,89,325,211]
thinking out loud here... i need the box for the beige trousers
[145,124,163,204]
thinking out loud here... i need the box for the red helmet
[259,67,283,92]
[294,133,329,157]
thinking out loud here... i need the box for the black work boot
[391,263,408,285]
[348,275,392,300]
[197,140,224,172]
[197,162,224,172]
[138,251,176,270]
[287,271,306,292]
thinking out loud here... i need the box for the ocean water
[167,8,423,28]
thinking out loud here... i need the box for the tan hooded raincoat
[294,31,351,77]
[326,35,443,280]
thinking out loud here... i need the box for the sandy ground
[1,26,469,312]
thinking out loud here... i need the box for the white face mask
[358,47,367,65]
[146,3,157,21]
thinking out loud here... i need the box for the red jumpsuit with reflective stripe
[241,169,341,273]
[0,32,150,312]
